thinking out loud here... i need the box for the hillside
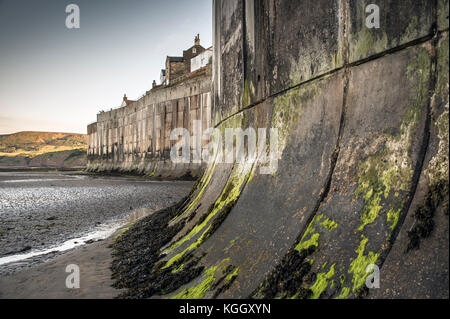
[0,131,87,169]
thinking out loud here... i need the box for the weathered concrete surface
[213,0,245,125]
[111,0,449,299]
[212,0,345,124]
[438,0,449,31]
[266,0,344,95]
[87,69,211,180]
[369,33,449,299]
[271,43,434,299]
[197,74,344,298]
[348,0,435,63]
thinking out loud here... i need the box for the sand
[0,235,124,299]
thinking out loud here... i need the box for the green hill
[0,131,87,156]
[0,131,87,169]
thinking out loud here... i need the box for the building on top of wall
[161,34,209,85]
[121,94,136,107]
[87,33,213,179]
[160,69,166,84]
[191,46,213,73]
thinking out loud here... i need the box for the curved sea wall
[112,0,449,299]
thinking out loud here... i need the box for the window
[192,47,197,54]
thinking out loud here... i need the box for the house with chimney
[160,34,210,85]
[120,94,136,107]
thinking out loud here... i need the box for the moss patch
[271,83,320,155]
[320,218,338,232]
[336,286,350,299]
[348,235,380,293]
[350,27,388,62]
[171,162,216,222]
[294,214,323,252]
[309,263,336,299]
[163,162,253,268]
[170,265,218,299]
[356,48,431,231]
[386,208,401,230]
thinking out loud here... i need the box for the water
[0,219,125,266]
[0,171,193,272]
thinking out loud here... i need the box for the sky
[0,0,212,135]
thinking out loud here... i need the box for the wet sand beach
[0,233,121,299]
[0,171,193,297]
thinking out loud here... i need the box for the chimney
[152,80,157,88]
[194,33,200,46]
[123,94,128,102]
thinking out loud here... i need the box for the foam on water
[0,218,127,266]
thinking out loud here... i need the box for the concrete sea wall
[87,70,212,179]
[112,0,449,299]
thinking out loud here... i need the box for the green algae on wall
[295,213,339,252]
[386,207,401,230]
[170,265,219,299]
[168,164,249,250]
[146,163,158,177]
[355,148,412,231]
[294,214,323,252]
[171,162,217,222]
[309,263,336,299]
[341,47,432,295]
[171,263,185,274]
[350,27,388,63]
[356,48,432,232]
[271,83,321,156]
[427,110,449,185]
[163,225,212,269]
[169,258,235,299]
[321,218,338,231]
[163,161,254,269]
[336,286,350,299]
[348,235,380,293]
[225,267,239,283]
[290,47,434,300]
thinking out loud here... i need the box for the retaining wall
[87,70,212,179]
[113,0,449,299]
